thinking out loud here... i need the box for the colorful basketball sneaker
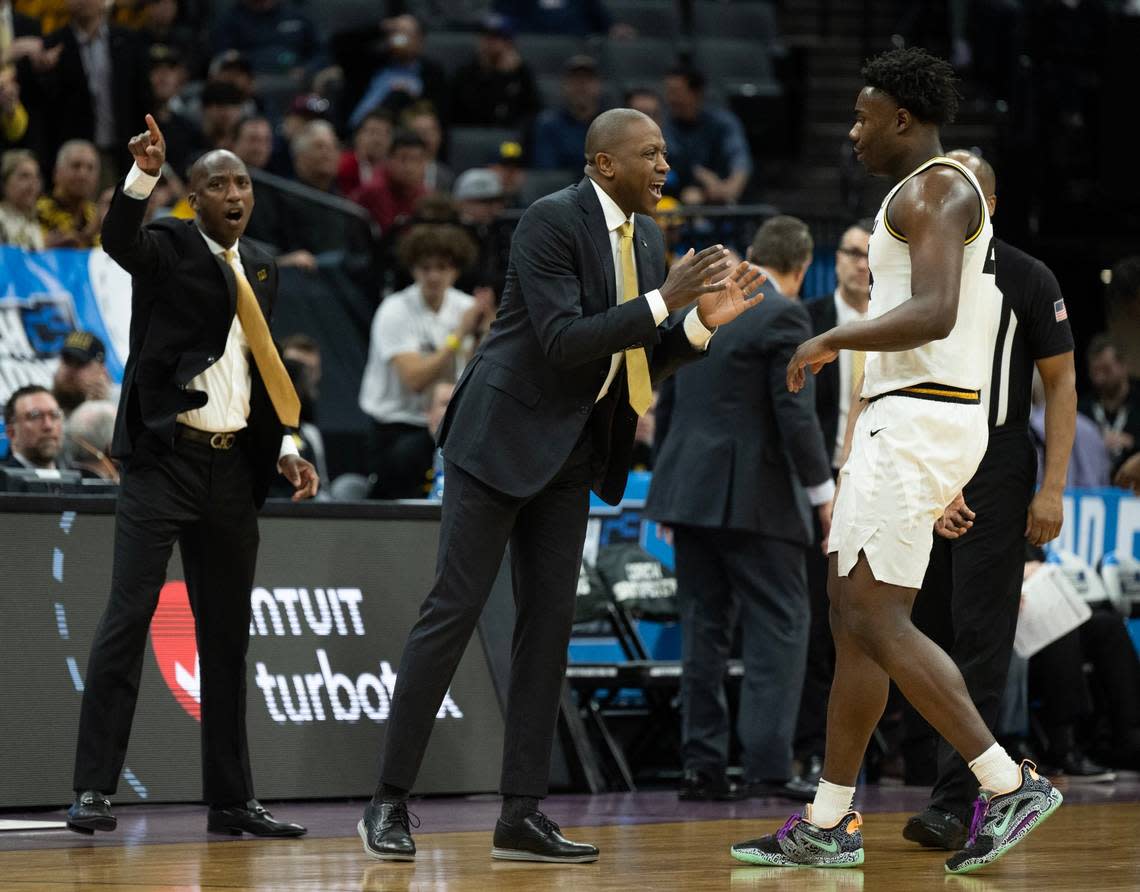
[944,760,1063,874]
[731,806,864,868]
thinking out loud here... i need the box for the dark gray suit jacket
[804,293,840,464]
[438,177,703,505]
[646,282,832,545]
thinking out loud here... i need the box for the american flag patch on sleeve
[1054,299,1068,321]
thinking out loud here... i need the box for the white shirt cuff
[683,307,714,351]
[123,163,160,200]
[278,433,300,462]
[806,478,836,507]
[645,289,667,325]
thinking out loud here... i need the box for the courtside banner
[0,503,506,807]
[0,246,130,454]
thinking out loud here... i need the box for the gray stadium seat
[606,0,682,40]
[448,126,522,172]
[421,30,479,77]
[519,168,578,205]
[692,0,781,45]
[693,38,775,85]
[513,34,589,77]
[321,0,386,40]
[600,37,681,84]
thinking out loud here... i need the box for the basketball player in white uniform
[731,48,1062,875]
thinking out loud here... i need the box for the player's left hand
[278,454,320,501]
[696,261,765,329]
[1025,487,1063,546]
[935,491,974,539]
[787,334,839,393]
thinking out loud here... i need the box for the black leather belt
[867,382,981,405]
[177,423,242,450]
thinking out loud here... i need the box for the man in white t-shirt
[359,224,493,498]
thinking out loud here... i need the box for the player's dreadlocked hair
[861,47,960,125]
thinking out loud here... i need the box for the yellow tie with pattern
[224,249,300,427]
[618,221,652,415]
[851,349,866,389]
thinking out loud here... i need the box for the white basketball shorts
[828,393,989,589]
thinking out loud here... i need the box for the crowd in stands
[0,0,1137,810]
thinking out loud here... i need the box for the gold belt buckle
[209,432,236,450]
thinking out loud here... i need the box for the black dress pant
[73,431,260,805]
[902,431,1036,820]
[379,434,594,797]
[369,421,436,499]
[795,506,833,761]
[675,525,810,782]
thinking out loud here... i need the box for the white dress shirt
[833,288,869,467]
[588,178,713,402]
[122,164,298,462]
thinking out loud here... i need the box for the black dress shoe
[748,776,817,803]
[491,811,599,863]
[902,806,967,850]
[678,769,749,802]
[358,800,418,861]
[67,790,116,834]
[207,800,306,837]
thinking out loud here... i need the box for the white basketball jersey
[862,156,1001,399]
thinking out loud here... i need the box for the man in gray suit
[647,216,834,803]
[359,108,765,865]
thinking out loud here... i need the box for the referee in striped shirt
[900,150,1077,850]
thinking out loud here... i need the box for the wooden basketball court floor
[1,780,1137,891]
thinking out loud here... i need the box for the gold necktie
[618,221,652,415]
[224,249,300,427]
[0,14,13,75]
[851,350,866,388]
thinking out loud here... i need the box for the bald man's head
[947,148,997,217]
[583,108,668,217]
[187,149,254,248]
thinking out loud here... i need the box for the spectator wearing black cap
[199,80,248,152]
[661,66,752,205]
[451,14,540,128]
[136,0,197,74]
[211,0,322,77]
[147,44,204,176]
[52,329,115,415]
[207,50,259,112]
[532,55,602,170]
[332,13,449,132]
[487,137,526,208]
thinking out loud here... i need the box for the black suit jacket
[438,177,703,505]
[41,24,150,162]
[647,283,832,545]
[100,185,283,506]
[804,293,839,464]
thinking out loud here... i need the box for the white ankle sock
[810,779,856,828]
[969,742,1021,793]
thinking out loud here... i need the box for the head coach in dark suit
[66,116,319,837]
[361,108,765,864]
[647,216,834,804]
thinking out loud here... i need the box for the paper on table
[1014,563,1093,659]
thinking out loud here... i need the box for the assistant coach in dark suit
[648,215,834,804]
[66,116,318,837]
[360,108,764,864]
